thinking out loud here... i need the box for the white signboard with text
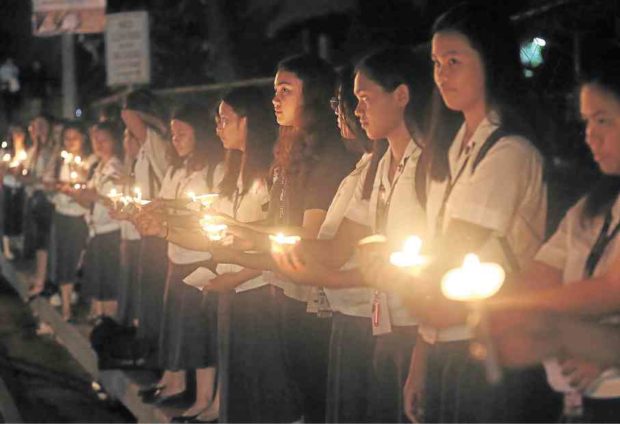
[105,11,150,87]
[32,0,106,36]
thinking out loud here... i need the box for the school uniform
[82,157,123,301]
[158,162,224,370]
[47,154,97,284]
[312,152,376,423]
[345,140,427,423]
[214,176,300,423]
[420,115,547,423]
[2,149,30,237]
[267,144,353,423]
[134,128,169,355]
[537,195,620,423]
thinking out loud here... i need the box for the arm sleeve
[144,128,169,183]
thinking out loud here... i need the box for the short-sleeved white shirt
[537,196,620,398]
[134,127,168,200]
[420,115,547,343]
[345,140,427,327]
[213,176,270,293]
[322,153,374,317]
[86,156,123,235]
[160,162,225,265]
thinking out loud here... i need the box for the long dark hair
[355,46,434,199]
[93,121,122,158]
[426,1,548,183]
[170,103,223,188]
[579,45,620,222]
[218,86,277,199]
[61,121,91,156]
[271,54,342,181]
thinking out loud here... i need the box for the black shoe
[145,390,191,408]
[138,385,164,399]
[189,417,217,423]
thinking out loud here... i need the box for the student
[45,122,96,320]
[272,47,435,423]
[484,45,620,423]
[139,103,224,415]
[2,124,29,261]
[72,121,123,320]
[121,89,169,363]
[356,4,547,423]
[211,54,354,422]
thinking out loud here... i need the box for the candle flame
[2,153,11,162]
[390,235,425,268]
[441,254,505,302]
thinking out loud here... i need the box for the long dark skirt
[2,185,24,236]
[83,230,121,301]
[25,190,53,251]
[158,261,218,370]
[222,286,301,423]
[116,238,141,326]
[136,236,168,362]
[274,288,331,423]
[326,313,376,423]
[581,397,620,423]
[366,325,417,423]
[424,340,559,423]
[52,212,88,284]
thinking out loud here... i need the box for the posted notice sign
[105,11,150,87]
[32,0,106,36]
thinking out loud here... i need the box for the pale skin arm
[121,110,167,145]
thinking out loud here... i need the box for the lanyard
[375,153,411,234]
[435,144,475,237]
[583,209,620,278]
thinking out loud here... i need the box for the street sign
[32,0,106,36]
[105,11,151,87]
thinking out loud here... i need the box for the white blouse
[86,157,123,235]
[537,196,620,399]
[420,114,547,343]
[52,154,98,217]
[134,127,168,200]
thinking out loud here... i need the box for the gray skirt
[116,238,142,326]
[83,230,121,301]
[158,260,218,370]
[52,212,88,284]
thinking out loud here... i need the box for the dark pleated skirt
[2,185,24,236]
[158,261,218,370]
[116,238,142,326]
[274,288,331,423]
[53,212,88,284]
[222,285,301,423]
[83,230,121,301]
[581,397,620,423]
[366,325,417,423]
[424,340,559,423]
[26,190,53,250]
[136,236,168,350]
[326,313,376,423]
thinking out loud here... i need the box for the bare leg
[182,367,216,416]
[102,300,118,318]
[157,370,186,396]
[196,380,220,422]
[60,283,73,320]
[32,249,48,289]
[2,236,14,260]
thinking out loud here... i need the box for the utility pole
[61,33,77,119]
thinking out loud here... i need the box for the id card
[372,291,392,335]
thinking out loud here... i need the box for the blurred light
[75,108,82,118]
[533,37,546,47]
[524,69,534,78]
[1,141,7,149]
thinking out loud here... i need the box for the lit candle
[2,153,11,163]
[16,150,27,163]
[1,141,7,149]
[60,150,69,160]
[389,236,427,271]
[269,232,301,254]
[199,215,228,241]
[107,188,123,208]
[441,254,505,302]
[441,253,505,384]
[69,171,78,181]
[74,155,82,165]
[188,191,219,208]
[73,183,84,190]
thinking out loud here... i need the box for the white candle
[74,155,82,165]
[1,141,7,149]
[2,153,11,163]
[188,192,219,208]
[441,254,505,302]
[199,215,228,241]
[389,236,426,268]
[16,150,27,163]
[69,171,78,181]
[269,232,301,254]
[108,188,122,208]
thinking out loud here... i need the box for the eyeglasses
[330,97,340,112]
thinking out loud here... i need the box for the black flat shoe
[146,390,192,408]
[188,417,217,423]
[138,385,164,399]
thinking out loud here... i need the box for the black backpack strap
[471,128,509,175]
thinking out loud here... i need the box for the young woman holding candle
[44,122,96,320]
[272,47,435,423]
[209,54,354,422]
[351,4,548,423]
[138,103,224,416]
[482,45,620,423]
[71,121,123,319]
[120,89,170,364]
[2,124,29,261]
